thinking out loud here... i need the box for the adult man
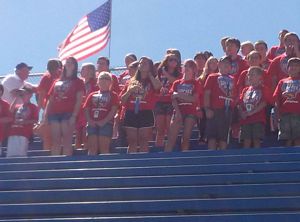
[1,62,34,104]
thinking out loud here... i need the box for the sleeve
[83,92,93,109]
[37,75,48,93]
[119,83,129,98]
[204,75,214,91]
[111,74,120,94]
[272,80,282,103]
[47,80,57,97]
[267,58,280,81]
[169,80,178,94]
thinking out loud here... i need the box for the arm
[246,101,267,117]
[69,90,84,124]
[203,89,214,118]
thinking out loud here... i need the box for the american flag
[58,0,111,62]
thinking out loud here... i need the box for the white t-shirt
[1,74,33,104]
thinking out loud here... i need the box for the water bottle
[134,96,141,114]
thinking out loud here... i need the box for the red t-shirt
[48,77,85,115]
[261,58,273,71]
[8,102,38,138]
[170,79,202,115]
[239,86,271,125]
[204,73,235,109]
[267,45,285,60]
[120,79,157,111]
[273,76,300,115]
[267,54,289,90]
[157,69,182,103]
[83,90,119,122]
[236,69,272,96]
[38,72,59,106]
[0,99,11,141]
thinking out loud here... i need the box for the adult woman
[155,53,181,148]
[120,57,162,153]
[44,57,85,156]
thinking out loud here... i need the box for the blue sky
[1,0,299,75]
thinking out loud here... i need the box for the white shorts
[7,136,29,157]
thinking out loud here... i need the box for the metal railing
[0,67,127,86]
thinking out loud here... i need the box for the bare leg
[181,117,196,151]
[139,127,152,153]
[165,117,182,152]
[243,139,252,148]
[87,135,98,155]
[99,136,111,154]
[155,115,166,147]
[207,138,217,150]
[125,127,138,153]
[50,122,62,155]
[61,120,75,156]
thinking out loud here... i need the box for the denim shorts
[48,113,72,123]
[86,123,113,137]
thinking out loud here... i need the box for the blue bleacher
[0,128,300,221]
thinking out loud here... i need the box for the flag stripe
[59,25,110,59]
[58,0,111,62]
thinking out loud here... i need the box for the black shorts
[206,108,232,141]
[123,110,154,128]
[154,102,174,115]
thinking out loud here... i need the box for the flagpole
[108,0,112,60]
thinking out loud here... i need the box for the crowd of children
[1,30,300,157]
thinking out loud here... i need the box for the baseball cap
[15,62,33,71]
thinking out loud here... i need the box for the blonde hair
[97,71,112,81]
[199,56,218,82]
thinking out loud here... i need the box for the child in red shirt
[204,56,234,150]
[120,57,162,153]
[7,86,38,157]
[155,53,182,148]
[0,84,13,150]
[165,59,202,152]
[254,40,272,70]
[238,67,271,148]
[273,58,300,146]
[267,32,300,92]
[37,59,62,150]
[75,63,98,149]
[83,72,119,155]
[267,29,288,60]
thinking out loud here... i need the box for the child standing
[7,86,38,157]
[75,63,98,149]
[0,84,13,150]
[273,58,300,146]
[165,59,202,152]
[238,67,271,148]
[83,72,119,155]
[204,56,234,150]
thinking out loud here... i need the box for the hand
[205,109,214,119]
